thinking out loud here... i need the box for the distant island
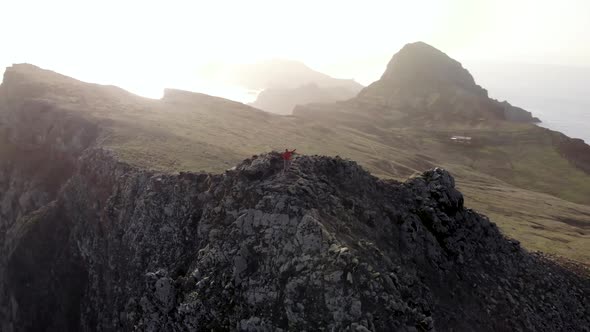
[200,59,364,114]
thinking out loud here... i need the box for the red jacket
[282,150,296,160]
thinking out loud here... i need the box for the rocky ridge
[1,146,588,331]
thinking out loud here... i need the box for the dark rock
[0,151,588,332]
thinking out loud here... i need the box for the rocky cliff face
[0,65,100,230]
[0,70,101,332]
[1,141,588,331]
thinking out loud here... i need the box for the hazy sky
[1,0,589,98]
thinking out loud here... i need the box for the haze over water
[466,61,590,143]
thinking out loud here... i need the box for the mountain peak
[378,41,479,92]
[353,42,541,123]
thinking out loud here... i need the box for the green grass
[459,180,590,264]
[505,146,590,204]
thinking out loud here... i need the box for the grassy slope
[2,66,589,264]
[444,143,590,206]
[459,178,590,264]
[90,104,590,264]
[431,162,590,263]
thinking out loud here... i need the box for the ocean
[465,61,590,143]
[484,93,590,143]
[530,100,590,143]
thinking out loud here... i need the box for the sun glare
[1,0,589,99]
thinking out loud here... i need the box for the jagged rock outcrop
[1,149,588,331]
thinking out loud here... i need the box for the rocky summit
[357,42,539,123]
[373,41,482,92]
[1,149,588,331]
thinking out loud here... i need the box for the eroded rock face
[0,86,100,332]
[1,151,588,332]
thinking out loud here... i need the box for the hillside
[0,41,589,270]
